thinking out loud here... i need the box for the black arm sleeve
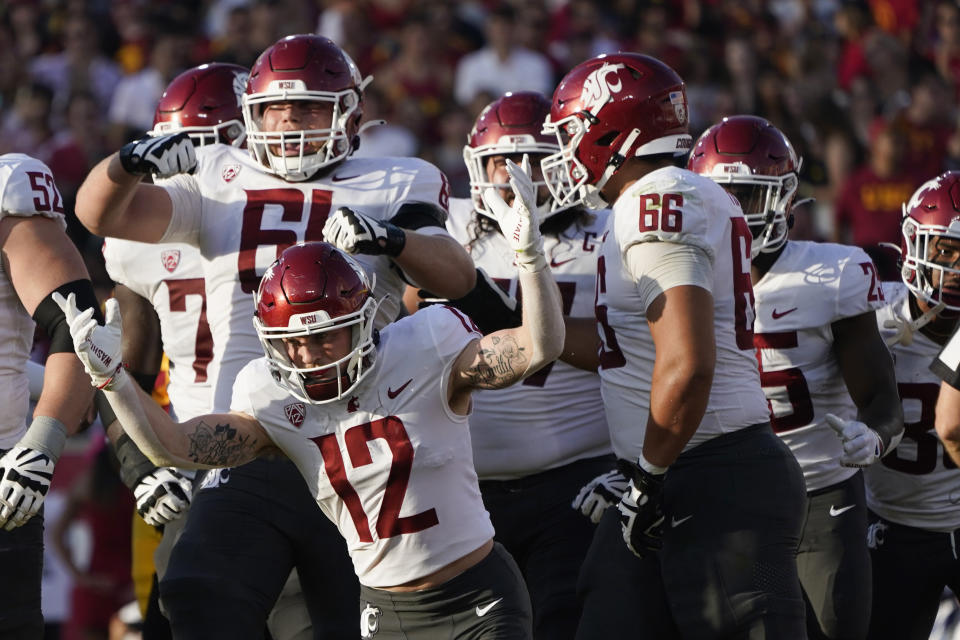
[931,325,960,390]
[389,202,448,230]
[32,279,103,354]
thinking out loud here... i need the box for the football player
[416,91,614,638]
[101,61,354,639]
[543,53,808,637]
[867,171,960,639]
[57,170,562,638]
[74,35,475,639]
[0,154,102,636]
[689,115,904,640]
[933,326,960,468]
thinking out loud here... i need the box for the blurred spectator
[0,81,56,161]
[353,84,418,158]
[453,5,552,105]
[887,72,955,178]
[107,29,191,148]
[209,5,259,67]
[835,2,875,92]
[51,440,135,640]
[927,0,960,99]
[834,122,924,247]
[48,91,109,204]
[30,13,122,124]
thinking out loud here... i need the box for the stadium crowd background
[3,0,960,638]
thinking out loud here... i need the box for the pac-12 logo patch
[161,249,180,273]
[284,402,305,428]
[222,163,241,182]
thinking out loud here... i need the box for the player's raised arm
[53,293,271,470]
[449,157,564,401]
[74,133,195,242]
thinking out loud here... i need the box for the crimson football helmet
[541,52,692,209]
[687,115,800,257]
[254,242,378,404]
[901,171,960,311]
[243,34,370,181]
[463,91,567,222]
[152,63,249,147]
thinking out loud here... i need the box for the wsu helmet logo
[580,63,625,116]
[232,71,249,106]
[284,402,305,428]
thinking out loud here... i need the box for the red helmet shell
[152,63,249,146]
[467,91,554,150]
[541,52,691,208]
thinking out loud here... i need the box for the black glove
[616,458,665,558]
[119,132,197,178]
[322,207,406,257]
[417,268,521,335]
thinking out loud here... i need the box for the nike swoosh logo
[829,504,855,517]
[771,307,798,319]
[476,598,503,617]
[331,173,364,182]
[550,256,576,268]
[387,379,413,399]
[670,514,693,528]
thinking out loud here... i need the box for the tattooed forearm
[465,335,529,389]
[187,420,257,467]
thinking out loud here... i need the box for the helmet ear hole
[595,131,619,147]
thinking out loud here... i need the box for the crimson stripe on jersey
[755,331,799,350]
[441,305,481,335]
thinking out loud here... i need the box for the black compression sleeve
[32,279,103,354]
[389,202,448,230]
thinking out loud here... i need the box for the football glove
[616,459,665,558]
[134,468,193,527]
[119,132,197,178]
[0,446,56,530]
[481,156,547,273]
[322,207,406,257]
[572,469,629,524]
[825,414,885,468]
[417,268,521,335]
[52,293,124,390]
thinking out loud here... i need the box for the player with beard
[73,35,475,639]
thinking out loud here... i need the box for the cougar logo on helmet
[580,63,624,116]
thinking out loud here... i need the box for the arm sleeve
[159,175,203,245]
[625,241,713,311]
[932,325,960,390]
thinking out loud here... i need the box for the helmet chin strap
[588,128,643,208]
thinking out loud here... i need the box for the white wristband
[638,452,668,476]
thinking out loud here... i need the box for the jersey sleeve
[229,358,263,417]
[421,304,482,367]
[158,173,203,245]
[101,238,135,291]
[0,154,67,229]
[385,158,451,223]
[834,246,887,320]
[932,325,960,390]
[611,168,715,261]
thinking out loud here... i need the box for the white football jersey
[102,239,211,421]
[597,166,769,459]
[160,145,452,411]
[867,282,960,531]
[446,198,611,478]
[0,154,67,446]
[754,241,889,491]
[231,305,493,587]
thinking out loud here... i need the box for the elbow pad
[33,280,103,354]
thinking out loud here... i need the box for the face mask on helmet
[253,243,379,404]
[901,174,960,312]
[242,35,372,181]
[711,168,798,257]
[463,91,568,223]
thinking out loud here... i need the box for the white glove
[572,470,629,524]
[322,207,406,257]
[0,447,55,530]
[825,413,884,467]
[52,293,124,390]
[883,300,945,347]
[481,155,547,273]
[118,132,197,178]
[134,468,193,527]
